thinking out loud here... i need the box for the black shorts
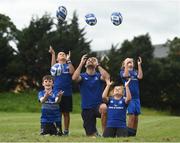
[59,96,72,112]
[81,106,101,135]
[103,127,128,137]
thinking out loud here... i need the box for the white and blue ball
[85,13,97,26]
[50,63,62,76]
[56,6,67,23]
[111,12,123,26]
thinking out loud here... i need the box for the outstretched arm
[66,51,75,74]
[72,54,87,82]
[125,79,132,104]
[102,79,113,103]
[123,58,131,77]
[137,57,143,79]
[94,58,110,81]
[49,46,56,66]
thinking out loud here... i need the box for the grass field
[0,112,180,142]
[0,92,180,142]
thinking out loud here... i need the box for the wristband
[66,60,72,64]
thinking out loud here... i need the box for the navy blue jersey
[38,90,61,123]
[79,72,104,109]
[106,96,127,128]
[53,63,72,96]
[120,69,140,99]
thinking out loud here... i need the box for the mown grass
[0,92,180,142]
[0,112,180,142]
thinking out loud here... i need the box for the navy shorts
[59,96,73,112]
[103,127,128,137]
[127,99,141,115]
[81,106,101,135]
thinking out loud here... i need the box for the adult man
[72,54,110,137]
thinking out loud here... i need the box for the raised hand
[57,90,64,98]
[137,57,142,65]
[45,89,52,97]
[80,54,88,65]
[106,78,113,86]
[49,45,55,55]
[66,51,71,61]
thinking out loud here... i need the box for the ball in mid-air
[111,12,123,26]
[85,13,97,26]
[50,63,62,76]
[56,6,67,23]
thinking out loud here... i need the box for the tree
[0,14,18,91]
[16,14,54,88]
[16,12,91,89]
[159,37,180,114]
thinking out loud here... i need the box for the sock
[127,127,137,136]
[63,129,69,135]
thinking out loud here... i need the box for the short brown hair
[42,75,54,82]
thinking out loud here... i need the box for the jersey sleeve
[38,91,44,102]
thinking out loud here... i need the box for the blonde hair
[121,58,134,69]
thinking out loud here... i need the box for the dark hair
[42,75,54,82]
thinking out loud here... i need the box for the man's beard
[86,64,95,68]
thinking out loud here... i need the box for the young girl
[102,78,131,137]
[120,57,143,136]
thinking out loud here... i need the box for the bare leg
[128,114,135,129]
[62,112,70,134]
[99,103,107,132]
[133,115,138,130]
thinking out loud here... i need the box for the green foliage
[15,12,91,89]
[0,14,18,91]
[0,91,81,113]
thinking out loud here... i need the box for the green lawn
[0,92,180,142]
[0,112,180,142]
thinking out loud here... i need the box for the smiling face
[85,57,97,68]
[113,86,124,97]
[42,75,54,90]
[57,52,67,62]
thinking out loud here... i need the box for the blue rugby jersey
[120,69,140,99]
[52,63,72,96]
[106,96,127,128]
[38,90,61,123]
[79,72,104,109]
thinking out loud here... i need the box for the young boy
[102,78,131,137]
[49,46,75,135]
[38,75,64,136]
[120,57,143,136]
